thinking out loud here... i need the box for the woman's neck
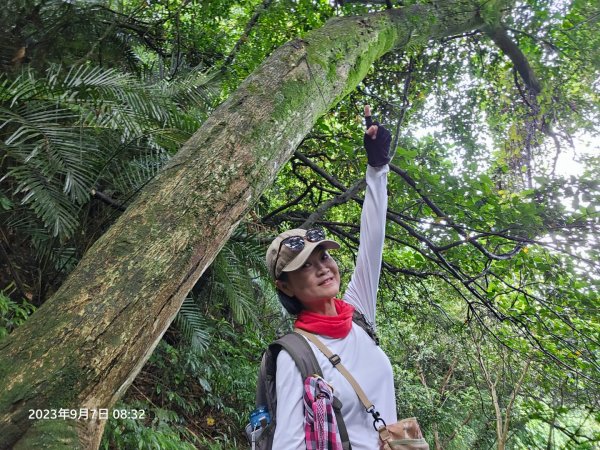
[304,297,337,316]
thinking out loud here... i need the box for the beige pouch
[378,417,430,450]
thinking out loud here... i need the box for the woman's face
[276,246,340,308]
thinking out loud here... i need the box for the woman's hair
[275,272,304,315]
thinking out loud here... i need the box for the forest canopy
[0,0,598,448]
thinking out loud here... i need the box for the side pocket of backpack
[245,420,275,450]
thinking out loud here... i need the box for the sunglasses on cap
[273,228,326,279]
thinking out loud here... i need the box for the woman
[265,106,396,449]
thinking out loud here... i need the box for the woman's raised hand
[363,105,391,167]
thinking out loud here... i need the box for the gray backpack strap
[275,332,323,379]
[257,333,323,406]
[332,396,352,450]
[257,332,352,450]
[352,309,379,345]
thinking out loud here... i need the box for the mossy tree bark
[0,4,485,448]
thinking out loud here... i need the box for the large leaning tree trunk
[0,3,486,448]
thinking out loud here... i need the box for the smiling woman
[261,106,401,450]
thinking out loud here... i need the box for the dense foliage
[1,0,598,448]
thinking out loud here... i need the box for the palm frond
[191,226,279,326]
[7,166,81,238]
[156,69,219,108]
[175,296,211,352]
[1,103,99,237]
[103,140,171,195]
[1,64,209,244]
[214,251,258,324]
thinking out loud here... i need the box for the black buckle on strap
[329,354,341,366]
[367,406,386,431]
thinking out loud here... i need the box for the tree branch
[220,0,274,72]
[502,357,531,440]
[91,189,126,212]
[389,162,524,260]
[260,182,315,223]
[442,410,474,447]
[484,25,542,95]
[0,230,29,302]
[301,178,366,229]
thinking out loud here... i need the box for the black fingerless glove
[364,116,392,167]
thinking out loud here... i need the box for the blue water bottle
[250,405,271,429]
[248,406,271,450]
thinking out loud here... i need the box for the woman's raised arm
[343,106,391,325]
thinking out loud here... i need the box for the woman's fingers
[364,105,374,129]
[366,124,378,140]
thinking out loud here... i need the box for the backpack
[246,310,378,450]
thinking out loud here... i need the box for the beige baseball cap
[266,228,340,280]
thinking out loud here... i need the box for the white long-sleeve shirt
[273,164,396,450]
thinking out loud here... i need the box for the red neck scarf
[295,299,355,339]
